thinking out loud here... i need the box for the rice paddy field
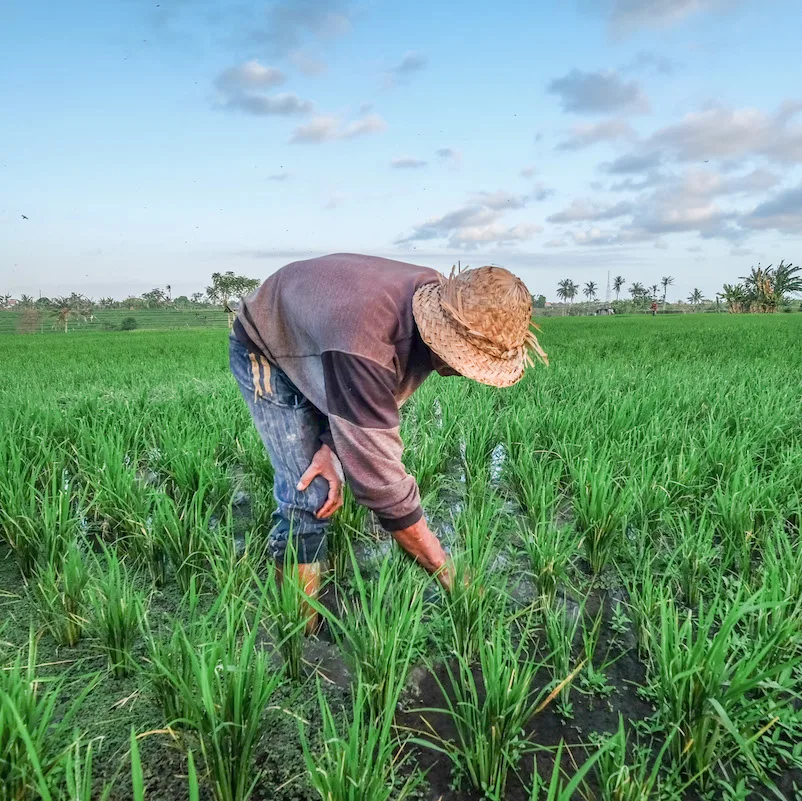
[2,313,802,801]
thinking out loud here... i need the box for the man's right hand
[296,443,344,520]
[391,517,454,591]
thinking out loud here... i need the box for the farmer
[230,253,545,626]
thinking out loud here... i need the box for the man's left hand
[296,443,344,519]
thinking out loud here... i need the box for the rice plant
[520,518,581,604]
[328,547,424,717]
[129,727,199,801]
[543,597,585,718]
[33,541,91,647]
[301,679,421,801]
[0,631,93,799]
[88,548,146,678]
[61,737,113,801]
[446,484,506,659]
[419,619,567,800]
[146,599,283,801]
[256,544,312,682]
[648,591,800,786]
[593,716,672,801]
[570,457,630,575]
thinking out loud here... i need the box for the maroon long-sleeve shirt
[234,253,452,531]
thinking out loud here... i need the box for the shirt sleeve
[321,349,423,531]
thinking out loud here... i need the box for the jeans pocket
[268,364,310,409]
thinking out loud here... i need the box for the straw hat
[412,265,548,388]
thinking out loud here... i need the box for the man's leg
[229,336,330,609]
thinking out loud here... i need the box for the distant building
[1,298,20,310]
[594,306,615,316]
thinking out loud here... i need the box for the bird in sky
[21,214,28,220]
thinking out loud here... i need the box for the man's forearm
[391,517,453,589]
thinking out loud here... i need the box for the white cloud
[742,183,802,233]
[222,92,313,116]
[547,69,650,114]
[290,113,387,143]
[383,51,428,86]
[607,0,741,33]
[391,156,427,169]
[647,101,802,164]
[548,199,634,223]
[215,61,286,93]
[251,0,352,56]
[557,118,636,150]
[397,194,542,250]
[472,190,529,210]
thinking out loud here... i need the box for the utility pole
[605,271,611,303]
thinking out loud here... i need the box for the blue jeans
[229,335,329,564]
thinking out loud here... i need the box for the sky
[2,0,802,302]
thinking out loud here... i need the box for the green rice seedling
[328,484,368,582]
[420,618,569,800]
[81,435,154,543]
[61,736,113,801]
[593,716,672,801]
[528,739,611,801]
[624,562,662,662]
[88,548,146,678]
[0,467,83,581]
[33,541,91,647]
[446,486,505,660]
[256,543,310,683]
[570,457,630,574]
[665,510,718,607]
[328,546,424,717]
[580,606,613,699]
[506,445,565,529]
[129,728,199,801]
[150,493,211,592]
[147,605,284,801]
[301,679,421,801]
[145,622,196,726]
[520,518,581,605]
[0,631,94,799]
[543,597,584,718]
[649,591,800,787]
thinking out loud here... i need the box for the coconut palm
[583,281,597,301]
[688,288,704,309]
[613,276,625,301]
[629,283,647,308]
[660,276,674,304]
[649,284,660,301]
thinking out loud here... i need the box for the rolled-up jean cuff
[276,530,327,565]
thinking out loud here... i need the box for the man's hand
[296,443,344,519]
[391,517,454,591]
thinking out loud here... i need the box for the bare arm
[391,516,454,591]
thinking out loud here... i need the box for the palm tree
[649,284,659,301]
[628,282,646,307]
[660,276,674,305]
[49,294,93,332]
[583,281,597,301]
[613,276,625,300]
[688,288,704,309]
[17,294,35,309]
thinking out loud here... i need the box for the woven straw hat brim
[412,282,526,388]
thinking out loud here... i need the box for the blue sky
[2,0,802,301]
